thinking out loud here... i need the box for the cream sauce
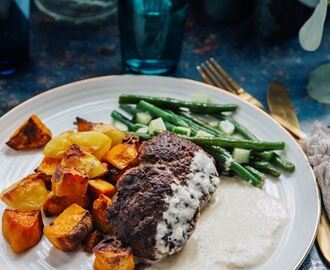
[148,177,288,270]
[154,151,220,259]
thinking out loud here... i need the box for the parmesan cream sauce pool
[148,177,288,270]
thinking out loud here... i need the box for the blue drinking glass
[0,0,30,76]
[118,0,188,75]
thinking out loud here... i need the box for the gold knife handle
[270,113,306,140]
[317,210,330,265]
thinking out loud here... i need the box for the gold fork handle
[236,88,266,110]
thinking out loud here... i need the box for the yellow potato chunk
[69,131,112,160]
[2,209,43,253]
[51,165,88,197]
[1,173,49,211]
[92,194,112,234]
[61,144,108,179]
[43,191,90,217]
[94,238,135,270]
[6,114,52,150]
[44,204,93,252]
[43,130,74,158]
[88,179,116,200]
[76,117,126,146]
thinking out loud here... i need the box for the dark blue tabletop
[0,2,329,269]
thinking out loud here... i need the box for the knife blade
[267,81,330,265]
[267,81,301,130]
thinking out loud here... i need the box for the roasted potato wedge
[1,173,49,211]
[2,209,43,253]
[43,130,74,158]
[43,192,90,217]
[88,179,116,200]
[36,156,61,176]
[102,143,138,170]
[76,117,94,132]
[93,237,135,270]
[83,230,104,253]
[62,145,108,179]
[92,194,112,234]
[76,117,126,146]
[51,165,88,197]
[6,115,52,150]
[44,203,93,252]
[69,131,112,160]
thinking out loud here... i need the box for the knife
[267,81,330,265]
[267,81,306,140]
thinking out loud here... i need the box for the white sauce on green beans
[149,177,288,269]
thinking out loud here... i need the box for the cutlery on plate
[196,58,304,139]
[267,80,330,265]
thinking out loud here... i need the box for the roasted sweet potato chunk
[88,179,116,200]
[62,145,108,179]
[93,237,135,270]
[6,115,52,150]
[92,194,112,234]
[36,156,61,176]
[51,165,88,197]
[1,173,49,211]
[44,203,93,252]
[43,192,90,217]
[103,143,138,170]
[76,117,94,132]
[76,117,126,146]
[2,209,43,253]
[83,230,104,253]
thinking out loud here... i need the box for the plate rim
[0,75,321,270]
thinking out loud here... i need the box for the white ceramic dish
[0,75,320,270]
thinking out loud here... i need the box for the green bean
[272,154,295,172]
[252,161,281,178]
[137,100,189,127]
[244,166,266,183]
[189,137,285,151]
[119,104,138,116]
[178,112,230,138]
[206,146,262,187]
[111,110,136,131]
[119,95,238,113]
[164,121,176,132]
[215,114,294,169]
[215,114,257,140]
[127,132,152,140]
[253,151,274,161]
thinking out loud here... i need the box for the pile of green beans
[111,95,295,187]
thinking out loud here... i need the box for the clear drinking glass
[118,0,188,75]
[35,0,117,23]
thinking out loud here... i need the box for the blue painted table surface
[1,2,330,270]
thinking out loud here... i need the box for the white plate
[0,75,320,270]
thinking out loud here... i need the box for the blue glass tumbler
[0,0,30,76]
[118,0,188,75]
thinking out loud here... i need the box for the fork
[196,58,306,139]
[196,58,265,110]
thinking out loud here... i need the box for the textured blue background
[0,2,329,269]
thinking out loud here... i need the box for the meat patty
[107,131,220,260]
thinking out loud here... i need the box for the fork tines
[197,58,265,110]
